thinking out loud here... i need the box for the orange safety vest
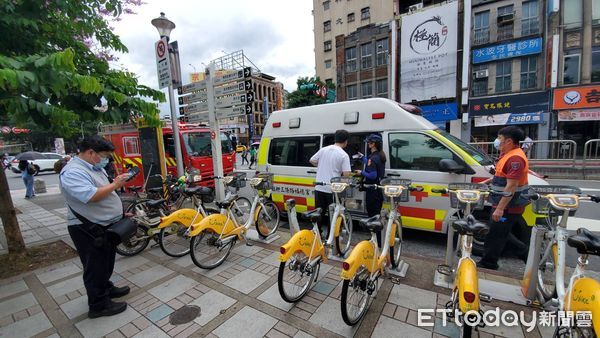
[494,147,529,186]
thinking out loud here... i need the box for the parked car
[11,152,65,175]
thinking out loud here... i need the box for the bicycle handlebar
[363,183,422,192]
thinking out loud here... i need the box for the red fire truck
[99,120,235,188]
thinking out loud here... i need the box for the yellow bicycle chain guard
[188,213,240,238]
[158,208,202,229]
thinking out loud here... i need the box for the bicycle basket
[226,172,247,189]
[447,183,488,210]
[330,176,360,199]
[530,185,582,216]
[251,173,273,191]
[379,178,412,202]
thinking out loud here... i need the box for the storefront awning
[558,109,600,122]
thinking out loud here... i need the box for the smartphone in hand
[126,166,140,181]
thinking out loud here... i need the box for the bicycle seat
[360,215,383,233]
[194,186,214,196]
[301,208,322,223]
[147,187,164,194]
[285,199,296,208]
[452,215,489,236]
[146,199,166,209]
[567,228,600,256]
[128,186,142,192]
[216,195,238,209]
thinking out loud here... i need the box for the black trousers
[314,190,334,234]
[68,224,117,311]
[365,188,384,247]
[481,210,529,268]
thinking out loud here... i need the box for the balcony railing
[521,18,540,36]
[497,24,514,41]
[473,28,490,45]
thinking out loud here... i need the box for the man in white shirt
[310,129,352,233]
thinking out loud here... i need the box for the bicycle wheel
[340,272,372,326]
[537,241,558,300]
[389,220,403,269]
[189,230,236,269]
[158,223,191,257]
[116,224,150,256]
[334,210,353,256]
[231,197,251,224]
[278,252,318,303]
[255,200,280,238]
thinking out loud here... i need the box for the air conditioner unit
[409,3,423,13]
[474,69,489,78]
[497,13,515,23]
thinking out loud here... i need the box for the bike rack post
[522,225,547,301]
[433,218,456,289]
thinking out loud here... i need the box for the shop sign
[557,109,600,121]
[468,91,549,116]
[474,112,544,127]
[552,85,600,110]
[419,102,458,122]
[472,37,542,64]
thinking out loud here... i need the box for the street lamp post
[152,12,184,176]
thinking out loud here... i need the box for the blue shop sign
[419,102,458,122]
[472,37,543,64]
[508,112,544,125]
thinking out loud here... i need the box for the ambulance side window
[163,134,176,157]
[269,137,320,166]
[388,133,457,171]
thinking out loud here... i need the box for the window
[163,134,175,158]
[268,137,320,167]
[495,60,512,93]
[376,38,389,66]
[325,59,332,69]
[594,0,600,24]
[123,137,140,155]
[360,42,372,69]
[473,11,490,45]
[183,132,231,156]
[325,78,333,85]
[497,5,514,41]
[361,81,372,98]
[563,0,582,29]
[472,64,488,97]
[347,12,355,22]
[361,7,370,20]
[346,85,357,100]
[346,47,357,72]
[324,40,332,52]
[323,0,330,10]
[520,56,537,89]
[388,133,456,171]
[324,20,331,32]
[376,79,388,98]
[522,1,539,35]
[593,49,600,82]
[563,52,581,84]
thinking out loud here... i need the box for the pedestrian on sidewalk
[248,146,257,169]
[59,136,131,319]
[241,146,249,166]
[18,159,35,199]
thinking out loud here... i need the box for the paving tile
[223,269,269,294]
[266,328,288,338]
[145,304,173,323]
[0,312,52,338]
[191,290,237,326]
[0,293,37,319]
[232,245,262,257]
[131,325,169,338]
[36,262,81,284]
[119,323,140,337]
[260,252,282,267]
[239,258,257,268]
[59,295,88,319]
[387,284,437,310]
[433,317,460,338]
[127,266,173,288]
[293,332,315,338]
[257,283,295,312]
[47,275,83,299]
[171,255,194,268]
[213,306,277,338]
[311,281,336,295]
[274,321,299,336]
[309,297,359,337]
[193,260,236,278]
[148,275,197,303]
[75,307,140,338]
[372,315,432,338]
[0,280,27,300]
[114,256,150,274]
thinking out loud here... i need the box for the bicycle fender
[456,258,480,313]
[389,221,398,247]
[564,277,600,336]
[279,230,324,262]
[334,215,342,237]
[158,209,202,229]
[188,214,236,237]
[341,241,377,280]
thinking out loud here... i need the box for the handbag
[68,206,137,245]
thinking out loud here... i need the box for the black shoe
[88,301,127,319]
[109,285,130,298]
[476,259,499,270]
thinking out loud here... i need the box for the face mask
[93,157,109,170]
[493,138,501,150]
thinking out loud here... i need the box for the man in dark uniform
[478,126,530,270]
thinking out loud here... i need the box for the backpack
[27,163,36,175]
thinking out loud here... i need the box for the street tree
[287,76,335,108]
[0,0,164,253]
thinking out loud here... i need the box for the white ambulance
[256,98,546,235]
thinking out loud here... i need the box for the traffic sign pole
[207,63,225,201]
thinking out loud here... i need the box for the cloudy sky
[111,0,315,115]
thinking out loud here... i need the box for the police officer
[355,134,386,246]
[60,136,131,318]
[478,126,530,270]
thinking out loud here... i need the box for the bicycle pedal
[437,264,453,276]
[479,293,492,303]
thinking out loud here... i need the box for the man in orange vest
[478,126,530,270]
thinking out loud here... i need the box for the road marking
[567,217,600,232]
[580,188,600,192]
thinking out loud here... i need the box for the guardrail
[469,140,578,167]
[583,139,600,170]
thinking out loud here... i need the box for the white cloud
[110,0,315,115]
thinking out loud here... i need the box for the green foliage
[287,76,336,108]
[0,0,165,136]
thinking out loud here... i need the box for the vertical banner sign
[54,138,65,155]
[155,37,172,89]
[400,2,458,102]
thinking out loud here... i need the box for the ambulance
[100,120,235,188]
[256,98,546,237]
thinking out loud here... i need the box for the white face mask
[93,156,109,170]
[493,138,501,150]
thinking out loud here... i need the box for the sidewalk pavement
[0,189,555,337]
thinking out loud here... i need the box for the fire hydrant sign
[155,37,172,89]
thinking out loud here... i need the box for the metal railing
[497,25,514,41]
[583,139,600,169]
[469,140,578,166]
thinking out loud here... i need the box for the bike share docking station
[246,228,280,244]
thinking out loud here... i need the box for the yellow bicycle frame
[341,241,385,280]
[564,277,600,336]
[455,257,480,313]
[279,229,326,262]
[188,213,244,238]
[158,208,202,229]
